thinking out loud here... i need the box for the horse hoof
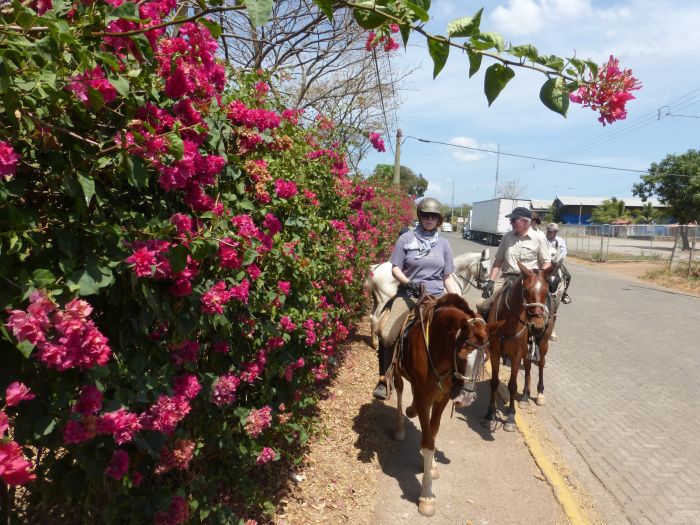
[418,497,436,517]
[504,421,517,432]
[406,405,417,418]
[394,428,405,441]
[430,466,439,479]
[482,418,498,431]
[518,399,530,409]
[536,394,546,406]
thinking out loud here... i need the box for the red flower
[5,382,36,407]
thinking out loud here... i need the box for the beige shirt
[494,228,551,274]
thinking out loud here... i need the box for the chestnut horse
[483,261,555,432]
[391,294,503,517]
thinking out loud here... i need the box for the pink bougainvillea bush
[0,5,413,523]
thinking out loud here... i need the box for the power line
[667,113,700,119]
[372,48,395,155]
[405,135,697,178]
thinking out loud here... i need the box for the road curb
[491,367,591,525]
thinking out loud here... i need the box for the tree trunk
[680,224,690,251]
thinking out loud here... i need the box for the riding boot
[373,343,393,400]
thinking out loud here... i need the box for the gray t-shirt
[389,231,455,295]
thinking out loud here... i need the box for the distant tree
[591,197,632,224]
[496,179,526,199]
[633,149,700,249]
[543,203,564,224]
[368,164,428,197]
[631,202,665,224]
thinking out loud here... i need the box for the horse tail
[364,264,380,310]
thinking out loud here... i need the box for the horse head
[476,249,491,287]
[516,261,555,337]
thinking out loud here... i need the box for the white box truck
[468,198,532,245]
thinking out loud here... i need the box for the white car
[441,223,453,232]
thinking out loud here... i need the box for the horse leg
[427,394,450,480]
[393,372,406,440]
[483,343,500,431]
[504,345,522,432]
[520,357,532,409]
[416,397,437,517]
[535,340,548,406]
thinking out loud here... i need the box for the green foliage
[368,164,428,198]
[591,197,631,224]
[633,149,700,223]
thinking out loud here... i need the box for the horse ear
[517,260,532,276]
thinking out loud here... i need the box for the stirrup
[561,293,572,304]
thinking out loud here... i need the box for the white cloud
[448,137,498,162]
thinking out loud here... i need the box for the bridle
[501,274,550,338]
[454,251,490,293]
[418,307,489,392]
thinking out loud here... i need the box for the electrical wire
[372,47,395,155]
[404,135,698,178]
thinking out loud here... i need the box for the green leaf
[404,0,429,22]
[87,87,104,111]
[126,155,149,189]
[168,244,189,274]
[107,2,140,22]
[237,199,255,211]
[447,9,483,37]
[539,77,570,117]
[400,24,410,48]
[32,268,56,287]
[352,2,387,29]
[242,249,258,266]
[76,174,95,206]
[479,32,505,52]
[484,64,515,106]
[199,18,223,38]
[16,340,35,359]
[510,44,538,61]
[34,416,57,438]
[167,132,184,160]
[245,0,274,27]
[67,259,114,296]
[312,0,334,20]
[467,49,482,78]
[108,76,129,97]
[427,37,449,78]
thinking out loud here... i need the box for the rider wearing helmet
[372,197,460,400]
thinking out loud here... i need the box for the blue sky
[359,0,700,209]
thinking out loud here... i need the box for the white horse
[365,249,490,350]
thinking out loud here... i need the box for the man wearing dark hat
[480,206,551,310]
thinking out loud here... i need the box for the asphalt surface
[372,232,700,524]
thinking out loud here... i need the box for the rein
[418,304,488,392]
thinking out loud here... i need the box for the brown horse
[521,259,564,410]
[483,261,555,432]
[391,293,503,517]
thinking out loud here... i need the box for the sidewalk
[370,378,569,525]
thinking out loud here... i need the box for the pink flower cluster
[201,281,235,314]
[155,439,195,474]
[0,439,36,485]
[170,339,199,366]
[125,240,172,278]
[5,292,112,371]
[172,373,201,399]
[255,447,276,465]
[244,405,272,438]
[274,179,298,199]
[140,394,191,435]
[368,132,386,153]
[569,55,641,126]
[155,495,190,525]
[106,449,129,480]
[0,141,20,181]
[364,32,400,52]
[227,100,281,132]
[4,382,35,406]
[66,66,118,109]
[211,373,240,407]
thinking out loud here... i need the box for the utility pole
[392,129,402,186]
[493,143,500,198]
[451,179,455,223]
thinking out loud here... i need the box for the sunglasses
[420,213,440,220]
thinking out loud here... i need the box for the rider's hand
[481,280,495,299]
[405,281,419,296]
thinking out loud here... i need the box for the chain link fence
[558,224,700,270]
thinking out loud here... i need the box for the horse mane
[435,293,477,318]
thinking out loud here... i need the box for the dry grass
[642,267,700,296]
[275,318,383,525]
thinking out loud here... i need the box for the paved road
[446,232,700,525]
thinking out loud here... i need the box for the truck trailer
[467,198,532,245]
